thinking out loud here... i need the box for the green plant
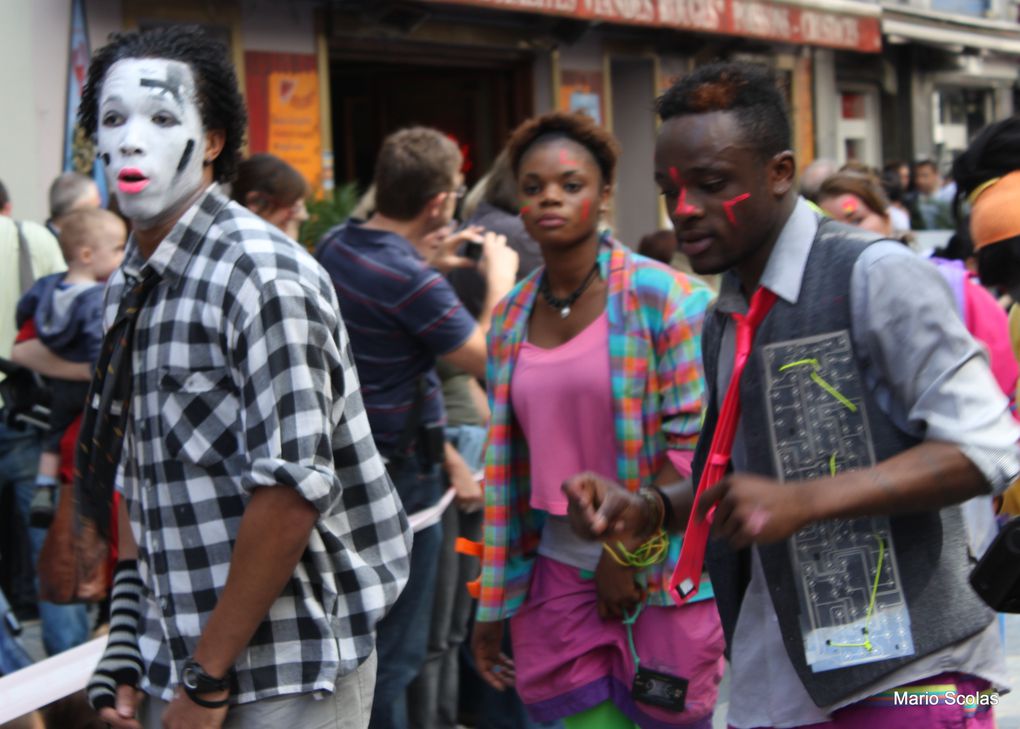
[299,182,361,249]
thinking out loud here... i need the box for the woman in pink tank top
[470,112,723,729]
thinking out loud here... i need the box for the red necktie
[669,286,777,604]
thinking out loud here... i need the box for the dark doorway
[331,58,533,193]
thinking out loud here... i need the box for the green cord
[778,358,821,372]
[827,533,886,652]
[623,603,644,672]
[602,529,669,568]
[779,359,858,413]
[810,371,858,412]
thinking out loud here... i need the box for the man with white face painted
[97,57,207,229]
[77,26,410,729]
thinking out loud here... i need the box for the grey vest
[694,220,994,707]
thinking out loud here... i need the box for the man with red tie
[564,62,1018,729]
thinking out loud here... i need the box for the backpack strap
[16,222,35,295]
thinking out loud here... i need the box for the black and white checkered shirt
[106,187,411,704]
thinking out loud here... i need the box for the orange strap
[456,538,484,598]
[455,537,483,558]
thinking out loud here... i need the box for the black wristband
[650,485,676,531]
[182,657,231,708]
[183,688,230,709]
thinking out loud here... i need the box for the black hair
[78,25,246,183]
[656,62,791,160]
[951,116,1020,201]
[977,237,1020,287]
[0,179,8,210]
[232,153,309,211]
[950,116,1020,286]
[506,111,620,185]
[879,168,905,205]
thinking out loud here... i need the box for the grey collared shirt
[716,199,1017,728]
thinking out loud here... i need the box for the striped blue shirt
[317,221,476,453]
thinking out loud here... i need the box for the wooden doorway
[331,52,533,192]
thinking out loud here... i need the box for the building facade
[1,0,1018,241]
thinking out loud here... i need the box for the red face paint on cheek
[581,199,591,221]
[722,192,751,225]
[519,205,530,216]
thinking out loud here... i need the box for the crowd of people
[2,23,1020,729]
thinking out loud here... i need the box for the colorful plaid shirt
[477,241,712,622]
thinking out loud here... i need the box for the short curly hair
[506,111,620,185]
[79,25,246,184]
[657,63,790,161]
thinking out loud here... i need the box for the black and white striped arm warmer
[87,560,144,711]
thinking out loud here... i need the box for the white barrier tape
[0,633,107,723]
[0,488,461,720]
[408,487,456,533]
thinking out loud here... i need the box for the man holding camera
[317,127,516,729]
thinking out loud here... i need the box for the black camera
[631,667,688,712]
[463,241,483,262]
[970,517,1020,612]
[0,357,51,431]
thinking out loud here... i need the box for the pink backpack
[934,258,1017,405]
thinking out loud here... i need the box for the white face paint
[96,58,206,227]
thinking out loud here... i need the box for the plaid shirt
[477,241,712,622]
[106,187,411,704]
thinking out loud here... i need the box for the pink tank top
[511,312,617,515]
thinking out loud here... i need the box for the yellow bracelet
[601,529,669,568]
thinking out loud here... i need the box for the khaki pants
[142,651,376,729]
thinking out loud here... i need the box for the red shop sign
[427,0,882,53]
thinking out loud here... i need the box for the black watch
[181,657,230,708]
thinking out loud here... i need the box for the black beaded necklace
[539,262,600,319]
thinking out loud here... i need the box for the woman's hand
[594,551,644,621]
[471,620,515,691]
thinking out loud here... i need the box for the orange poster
[267,71,322,193]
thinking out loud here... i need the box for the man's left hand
[161,688,229,729]
[696,473,812,549]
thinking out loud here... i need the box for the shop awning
[424,0,884,53]
[882,4,1020,55]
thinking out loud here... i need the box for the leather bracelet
[650,485,676,532]
[183,687,230,709]
[182,657,230,708]
[637,488,664,537]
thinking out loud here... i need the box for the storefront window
[836,88,880,166]
[934,87,991,159]
[930,0,989,17]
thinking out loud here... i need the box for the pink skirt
[510,555,725,728]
